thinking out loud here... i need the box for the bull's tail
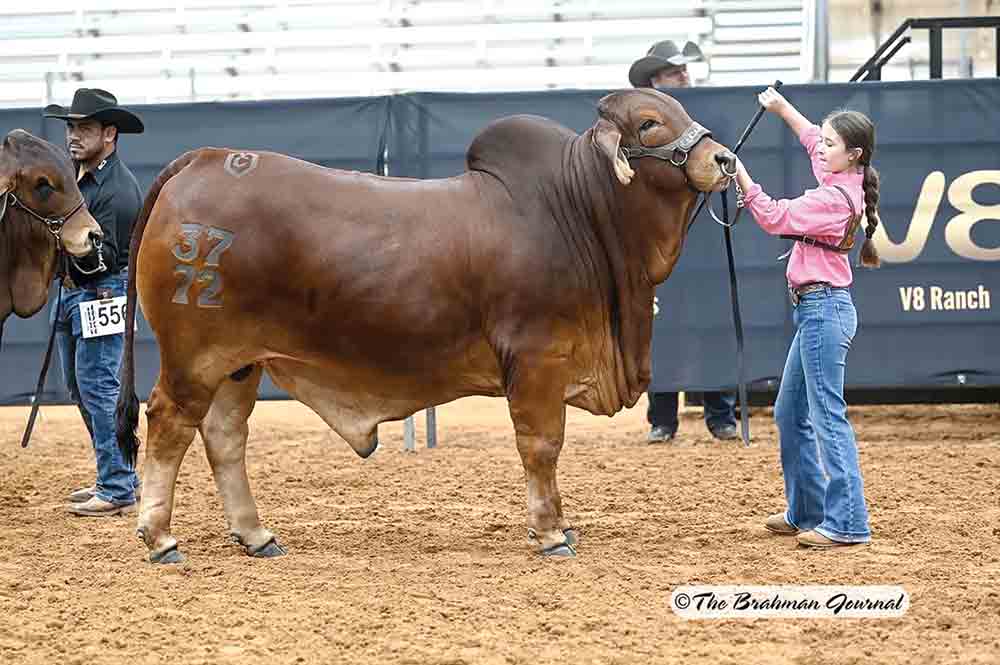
[116,150,201,468]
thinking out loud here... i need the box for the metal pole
[404,415,416,452]
[812,0,829,83]
[929,25,943,79]
[426,407,436,448]
[959,0,972,77]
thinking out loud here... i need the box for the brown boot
[67,496,136,517]
[796,530,865,548]
[67,485,96,504]
[764,513,799,535]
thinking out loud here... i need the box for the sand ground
[0,398,997,665]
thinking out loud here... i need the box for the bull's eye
[639,119,658,132]
[35,178,54,200]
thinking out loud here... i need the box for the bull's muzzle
[61,209,103,257]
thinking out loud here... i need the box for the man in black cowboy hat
[628,41,740,443]
[629,39,705,90]
[43,88,144,516]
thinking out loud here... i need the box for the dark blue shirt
[72,150,142,286]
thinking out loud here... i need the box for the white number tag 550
[79,296,131,339]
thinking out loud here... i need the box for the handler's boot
[764,513,799,535]
[67,496,136,517]
[67,485,96,503]
[796,530,864,548]
[68,482,141,503]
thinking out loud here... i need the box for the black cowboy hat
[628,40,705,88]
[43,88,144,134]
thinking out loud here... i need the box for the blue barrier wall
[2,79,997,404]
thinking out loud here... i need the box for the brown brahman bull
[116,89,737,563]
[1,130,104,346]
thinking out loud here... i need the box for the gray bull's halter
[620,121,740,227]
[619,121,714,170]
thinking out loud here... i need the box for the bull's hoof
[247,538,287,558]
[541,543,577,558]
[563,529,579,547]
[149,546,184,565]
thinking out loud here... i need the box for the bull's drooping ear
[0,138,16,195]
[592,118,635,186]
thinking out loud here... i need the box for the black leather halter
[620,121,713,173]
[0,189,87,245]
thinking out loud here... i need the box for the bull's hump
[466,114,576,182]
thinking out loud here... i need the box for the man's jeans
[775,286,871,543]
[52,270,138,505]
[647,391,737,433]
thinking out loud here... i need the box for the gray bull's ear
[592,118,635,186]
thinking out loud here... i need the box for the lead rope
[21,254,66,448]
[686,80,784,448]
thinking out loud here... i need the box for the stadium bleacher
[0,0,813,106]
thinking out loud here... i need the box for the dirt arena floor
[0,397,997,665]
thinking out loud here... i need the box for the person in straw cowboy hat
[628,41,740,444]
[42,88,144,516]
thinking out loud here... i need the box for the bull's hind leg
[506,356,576,557]
[199,366,285,558]
[138,381,210,564]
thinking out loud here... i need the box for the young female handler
[733,87,881,548]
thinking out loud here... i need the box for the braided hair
[825,110,881,268]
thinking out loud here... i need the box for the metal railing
[851,15,1000,82]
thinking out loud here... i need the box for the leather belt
[789,281,831,305]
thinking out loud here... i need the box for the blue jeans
[52,270,138,505]
[775,286,870,543]
[647,391,736,433]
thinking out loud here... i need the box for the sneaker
[67,485,96,504]
[647,425,676,443]
[764,513,799,535]
[67,496,136,517]
[709,423,739,440]
[796,530,865,548]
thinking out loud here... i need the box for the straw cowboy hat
[43,88,144,134]
[628,40,705,88]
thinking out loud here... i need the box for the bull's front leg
[506,357,576,557]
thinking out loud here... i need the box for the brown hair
[825,109,881,268]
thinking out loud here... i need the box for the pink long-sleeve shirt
[742,124,865,289]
